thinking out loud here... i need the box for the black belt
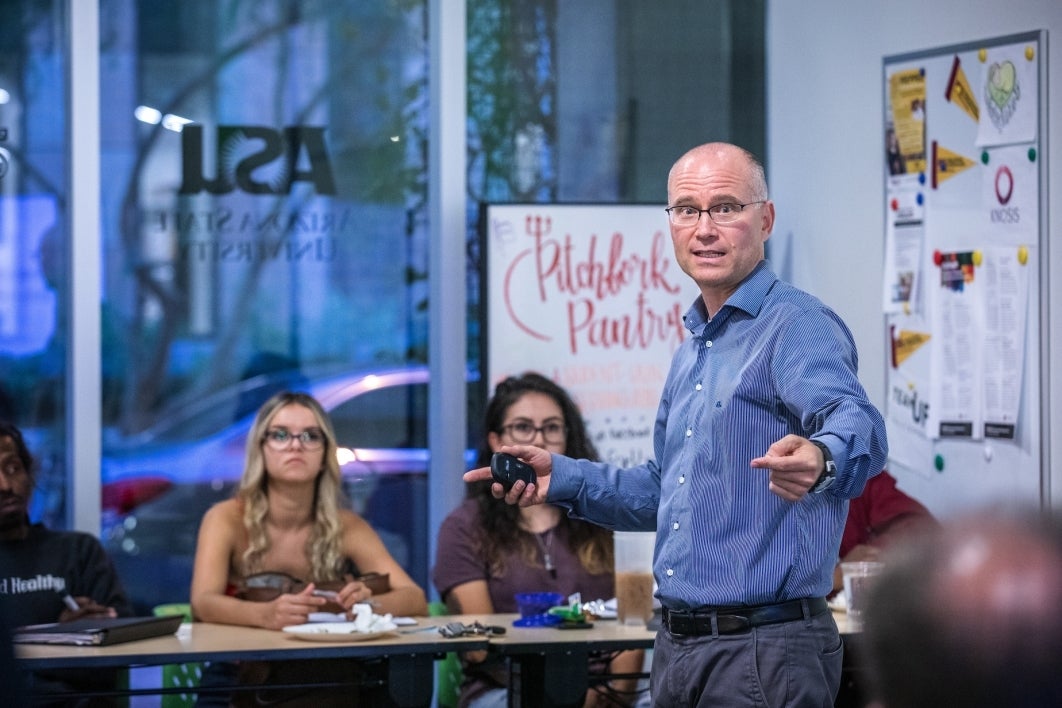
[661,597,828,636]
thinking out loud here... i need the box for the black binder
[12,614,183,646]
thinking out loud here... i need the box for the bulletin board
[882,31,1048,512]
[481,203,700,467]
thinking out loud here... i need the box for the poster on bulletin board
[882,31,1046,510]
[481,203,700,467]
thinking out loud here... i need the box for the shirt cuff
[544,453,581,502]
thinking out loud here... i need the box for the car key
[490,452,536,491]
[439,621,468,638]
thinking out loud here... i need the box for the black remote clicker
[490,452,536,491]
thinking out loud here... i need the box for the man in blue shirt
[467,142,888,706]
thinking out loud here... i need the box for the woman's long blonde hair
[237,391,346,581]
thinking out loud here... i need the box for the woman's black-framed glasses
[262,427,325,451]
[500,421,567,444]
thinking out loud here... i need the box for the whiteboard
[482,203,700,466]
[881,31,1048,515]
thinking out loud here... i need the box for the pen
[399,624,442,634]
[61,594,80,612]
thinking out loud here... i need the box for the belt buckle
[666,611,696,635]
[715,613,751,634]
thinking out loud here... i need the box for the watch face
[812,464,836,493]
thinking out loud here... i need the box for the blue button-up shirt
[548,261,888,608]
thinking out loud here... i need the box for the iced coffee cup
[613,531,656,626]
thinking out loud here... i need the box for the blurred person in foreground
[0,419,132,704]
[191,391,427,707]
[466,142,888,707]
[832,470,938,596]
[862,508,1062,708]
[434,372,645,708]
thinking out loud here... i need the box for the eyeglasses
[262,427,325,451]
[665,201,766,226]
[500,421,567,444]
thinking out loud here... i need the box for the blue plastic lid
[513,613,563,627]
[515,591,565,605]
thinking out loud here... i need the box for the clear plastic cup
[613,531,656,626]
[841,561,885,628]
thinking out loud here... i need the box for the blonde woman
[191,391,427,705]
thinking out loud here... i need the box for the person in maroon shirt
[832,470,938,595]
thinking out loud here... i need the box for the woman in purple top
[433,372,644,708]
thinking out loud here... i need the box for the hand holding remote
[490,452,536,491]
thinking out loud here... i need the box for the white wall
[767,0,1061,515]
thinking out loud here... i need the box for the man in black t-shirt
[1,420,132,704]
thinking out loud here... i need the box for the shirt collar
[683,260,777,333]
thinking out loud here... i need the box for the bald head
[932,516,1062,634]
[667,143,768,203]
[863,509,1062,708]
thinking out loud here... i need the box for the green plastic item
[153,603,201,708]
[547,600,586,622]
[429,601,464,708]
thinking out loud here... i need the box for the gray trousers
[650,610,842,707]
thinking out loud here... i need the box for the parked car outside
[101,365,481,613]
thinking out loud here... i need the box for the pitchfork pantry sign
[483,203,700,468]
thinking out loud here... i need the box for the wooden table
[481,612,656,706]
[16,610,860,706]
[15,618,486,707]
[468,609,859,707]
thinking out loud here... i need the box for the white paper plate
[282,622,399,642]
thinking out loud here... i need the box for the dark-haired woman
[433,373,644,708]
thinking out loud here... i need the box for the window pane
[99,0,430,612]
[466,0,764,207]
[0,1,70,529]
[331,381,429,451]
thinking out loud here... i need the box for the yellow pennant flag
[892,329,931,367]
[931,142,977,188]
[945,56,979,122]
